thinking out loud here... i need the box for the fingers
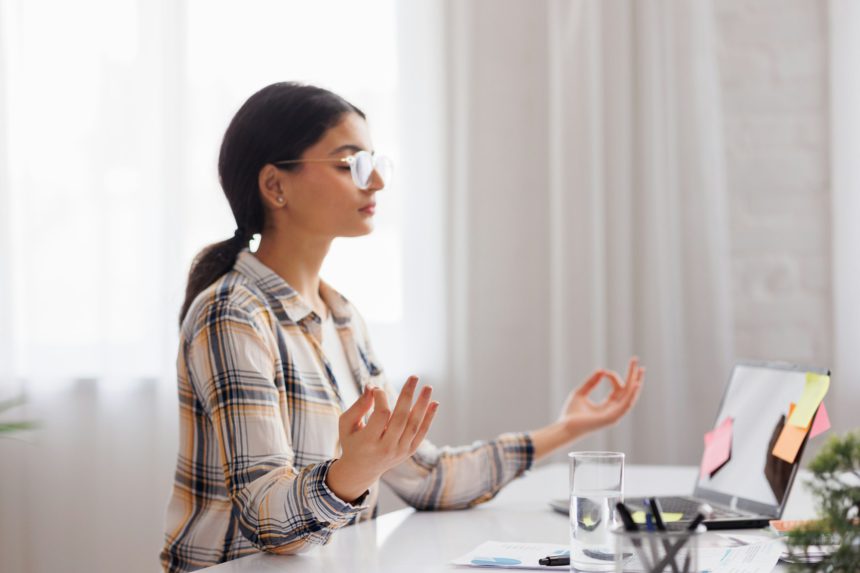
[339,384,376,433]
[575,369,609,397]
[382,376,419,441]
[365,387,392,437]
[631,366,644,403]
[398,384,434,449]
[409,400,439,453]
[625,356,637,382]
[602,370,623,392]
[614,366,644,415]
[622,356,639,393]
[598,361,644,413]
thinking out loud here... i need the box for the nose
[365,168,385,192]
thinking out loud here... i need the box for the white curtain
[444,0,733,464]
[0,1,414,572]
[829,0,860,433]
[0,0,404,387]
[549,0,734,463]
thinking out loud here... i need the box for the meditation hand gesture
[558,356,644,438]
[326,376,438,503]
[531,356,644,459]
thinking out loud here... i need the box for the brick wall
[715,0,831,366]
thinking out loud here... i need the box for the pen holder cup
[611,526,703,573]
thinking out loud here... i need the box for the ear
[258,164,288,208]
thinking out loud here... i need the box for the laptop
[550,361,830,530]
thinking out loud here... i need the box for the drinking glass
[569,452,625,571]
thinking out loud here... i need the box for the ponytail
[178,229,250,326]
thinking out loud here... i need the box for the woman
[161,82,644,573]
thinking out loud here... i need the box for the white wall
[715,0,831,367]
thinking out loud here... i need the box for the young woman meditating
[161,82,644,573]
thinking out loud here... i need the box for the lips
[359,203,376,214]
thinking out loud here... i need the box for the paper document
[698,541,783,573]
[453,540,783,572]
[451,541,568,570]
[615,540,782,573]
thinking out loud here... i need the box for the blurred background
[1,0,858,571]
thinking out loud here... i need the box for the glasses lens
[374,155,393,187]
[351,151,374,189]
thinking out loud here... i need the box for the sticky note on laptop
[700,416,733,479]
[772,420,807,464]
[809,402,831,439]
[632,511,683,524]
[788,372,830,428]
[772,399,830,464]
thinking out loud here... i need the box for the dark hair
[179,82,365,325]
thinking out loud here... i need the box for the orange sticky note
[809,402,831,439]
[700,417,733,478]
[773,403,809,464]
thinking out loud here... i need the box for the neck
[253,226,332,317]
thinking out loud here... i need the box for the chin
[342,223,374,238]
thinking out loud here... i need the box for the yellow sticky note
[631,511,684,524]
[788,373,830,428]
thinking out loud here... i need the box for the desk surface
[200,464,814,572]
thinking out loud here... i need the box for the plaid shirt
[161,250,534,572]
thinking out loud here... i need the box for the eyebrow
[328,144,370,156]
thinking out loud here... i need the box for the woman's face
[273,112,383,239]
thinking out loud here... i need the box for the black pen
[616,502,653,570]
[648,497,667,531]
[538,554,569,566]
[687,503,713,531]
[648,498,680,573]
[615,501,639,531]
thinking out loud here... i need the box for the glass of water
[569,451,625,572]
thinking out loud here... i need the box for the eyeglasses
[274,150,393,191]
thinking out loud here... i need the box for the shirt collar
[233,249,353,325]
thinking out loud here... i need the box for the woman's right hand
[325,376,439,503]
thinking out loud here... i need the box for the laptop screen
[692,362,829,516]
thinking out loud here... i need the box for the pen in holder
[611,526,704,573]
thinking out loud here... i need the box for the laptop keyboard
[626,496,741,519]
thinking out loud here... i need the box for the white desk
[200,464,815,572]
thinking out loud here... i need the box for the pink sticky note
[700,417,733,479]
[809,402,831,439]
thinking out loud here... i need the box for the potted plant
[784,430,860,571]
[0,395,37,435]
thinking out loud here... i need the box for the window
[1,0,404,384]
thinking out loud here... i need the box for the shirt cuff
[498,432,535,479]
[304,459,370,527]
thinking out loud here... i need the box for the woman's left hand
[526,356,646,461]
[557,356,644,439]
[558,356,645,439]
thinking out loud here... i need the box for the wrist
[326,458,376,504]
[530,421,574,461]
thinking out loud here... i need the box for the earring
[276,196,284,204]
